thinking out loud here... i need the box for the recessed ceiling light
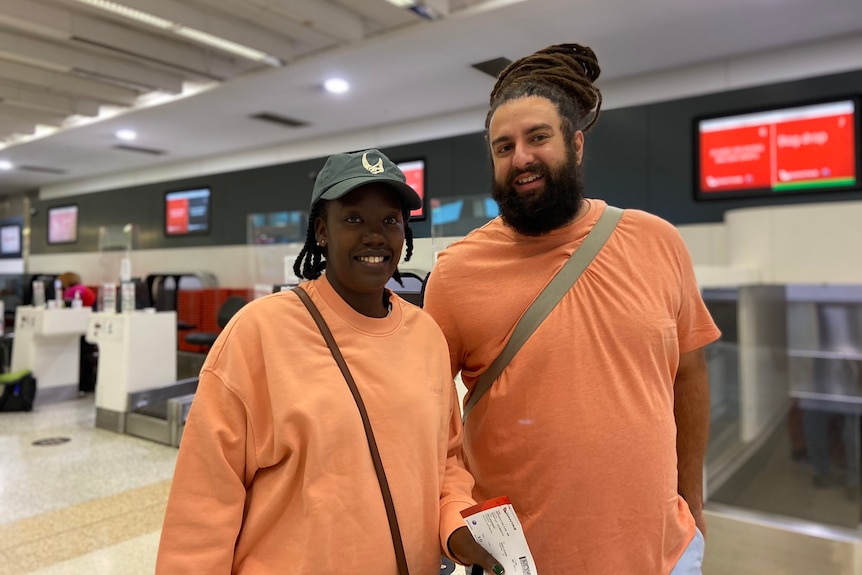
[115,129,137,141]
[0,160,13,171]
[323,78,350,94]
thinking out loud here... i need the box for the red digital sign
[166,197,189,235]
[397,160,426,220]
[165,188,211,236]
[697,100,858,198]
[48,205,78,244]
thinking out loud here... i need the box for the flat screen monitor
[397,160,426,221]
[47,205,78,244]
[165,187,211,236]
[695,98,860,200]
[0,223,21,258]
[248,210,307,244]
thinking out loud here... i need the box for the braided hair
[294,201,327,281]
[293,199,414,286]
[486,43,602,141]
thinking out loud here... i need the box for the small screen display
[48,205,78,244]
[397,160,426,221]
[0,224,21,256]
[165,188,211,236]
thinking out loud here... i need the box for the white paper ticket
[460,496,538,575]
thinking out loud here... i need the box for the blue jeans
[670,528,705,575]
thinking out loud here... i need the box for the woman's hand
[447,526,505,574]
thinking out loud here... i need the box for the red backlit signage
[48,205,78,244]
[397,160,426,220]
[166,197,189,235]
[697,100,858,199]
[165,188,211,236]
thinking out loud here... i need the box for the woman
[156,149,502,575]
[58,272,96,307]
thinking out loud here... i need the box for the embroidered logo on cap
[362,152,384,174]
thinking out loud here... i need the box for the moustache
[508,164,548,185]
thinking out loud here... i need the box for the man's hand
[447,526,505,574]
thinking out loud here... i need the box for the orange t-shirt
[424,199,721,574]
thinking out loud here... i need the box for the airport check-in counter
[11,305,91,401]
[86,309,177,435]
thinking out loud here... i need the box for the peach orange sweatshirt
[156,275,475,574]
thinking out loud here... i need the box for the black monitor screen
[0,223,21,258]
[397,160,426,221]
[48,205,78,244]
[165,188,211,236]
[695,98,860,200]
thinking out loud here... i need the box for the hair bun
[490,42,603,132]
[550,44,601,83]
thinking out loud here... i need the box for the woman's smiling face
[315,183,405,317]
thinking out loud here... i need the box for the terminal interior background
[1,0,862,573]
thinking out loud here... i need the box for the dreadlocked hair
[391,207,414,287]
[292,201,416,286]
[486,43,602,140]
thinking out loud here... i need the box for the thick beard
[491,151,584,236]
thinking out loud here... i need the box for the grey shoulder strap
[462,206,624,422]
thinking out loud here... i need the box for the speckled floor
[5,388,861,574]
[0,394,468,574]
[0,395,176,575]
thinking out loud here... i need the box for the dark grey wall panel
[582,106,650,211]
[31,133,493,253]
[31,69,862,255]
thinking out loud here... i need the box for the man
[423,44,720,575]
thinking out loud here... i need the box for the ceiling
[0,0,860,197]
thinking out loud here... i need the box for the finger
[477,554,505,575]
[471,564,505,575]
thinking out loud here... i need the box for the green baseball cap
[311,149,422,212]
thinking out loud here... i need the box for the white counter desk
[11,305,91,402]
[86,310,177,432]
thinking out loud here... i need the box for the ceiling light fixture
[323,78,350,94]
[174,29,282,67]
[0,160,14,171]
[115,129,137,141]
[73,0,173,29]
[71,0,283,67]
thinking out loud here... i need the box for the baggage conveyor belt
[125,377,199,447]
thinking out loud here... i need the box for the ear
[573,130,585,166]
[314,215,327,247]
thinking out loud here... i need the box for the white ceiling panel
[0,0,858,196]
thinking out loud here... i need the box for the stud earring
[318,239,326,247]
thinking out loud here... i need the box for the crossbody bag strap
[294,286,410,575]
[462,205,625,422]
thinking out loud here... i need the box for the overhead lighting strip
[72,0,283,67]
[174,28,282,67]
[74,0,174,29]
